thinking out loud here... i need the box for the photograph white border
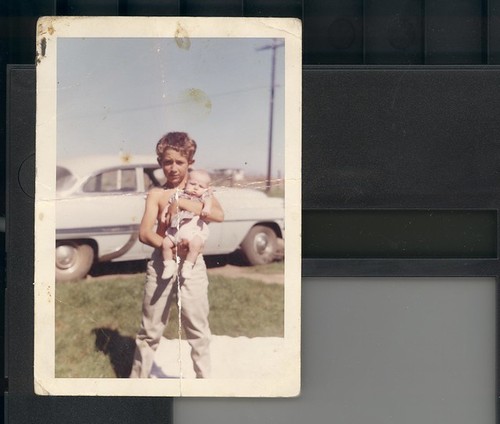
[35,16,301,397]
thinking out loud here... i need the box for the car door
[57,166,146,261]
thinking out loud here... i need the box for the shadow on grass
[89,260,148,278]
[92,327,136,378]
[87,252,250,277]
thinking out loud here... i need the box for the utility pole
[257,39,284,192]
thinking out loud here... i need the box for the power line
[257,39,284,193]
[57,83,281,121]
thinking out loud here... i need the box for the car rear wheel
[240,225,278,266]
[56,242,94,282]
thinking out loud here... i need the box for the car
[55,154,284,282]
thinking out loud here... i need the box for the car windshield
[56,166,77,192]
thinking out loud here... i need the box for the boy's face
[159,148,193,188]
[185,172,210,197]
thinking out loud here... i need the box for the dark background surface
[5,0,500,218]
[5,1,500,423]
[301,67,500,275]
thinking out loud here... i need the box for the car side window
[143,171,153,191]
[143,167,166,189]
[152,168,167,187]
[82,169,137,193]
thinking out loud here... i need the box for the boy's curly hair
[156,132,197,163]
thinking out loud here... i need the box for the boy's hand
[200,205,211,218]
[200,188,213,218]
[168,200,179,217]
[160,205,170,224]
[173,239,189,257]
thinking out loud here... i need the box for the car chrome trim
[56,224,140,237]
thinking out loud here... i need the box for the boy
[161,169,213,279]
[129,132,224,379]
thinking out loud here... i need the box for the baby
[161,169,212,279]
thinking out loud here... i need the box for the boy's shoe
[181,261,194,279]
[162,259,177,279]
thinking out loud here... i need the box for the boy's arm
[169,195,224,223]
[139,188,167,249]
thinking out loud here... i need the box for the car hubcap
[56,244,77,269]
[254,233,270,255]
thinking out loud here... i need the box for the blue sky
[57,37,285,177]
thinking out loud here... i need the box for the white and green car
[55,155,284,282]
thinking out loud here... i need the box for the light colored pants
[129,249,211,378]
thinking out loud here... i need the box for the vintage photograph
[35,17,301,396]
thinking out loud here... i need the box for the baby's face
[185,173,210,197]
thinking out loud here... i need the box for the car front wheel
[56,241,94,282]
[240,225,278,266]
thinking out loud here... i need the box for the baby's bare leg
[161,236,177,279]
[162,236,175,261]
[186,235,204,264]
[182,236,205,279]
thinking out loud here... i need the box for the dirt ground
[89,260,284,284]
[207,264,283,284]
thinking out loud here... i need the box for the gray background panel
[177,278,496,424]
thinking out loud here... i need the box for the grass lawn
[55,268,284,378]
[245,262,284,274]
